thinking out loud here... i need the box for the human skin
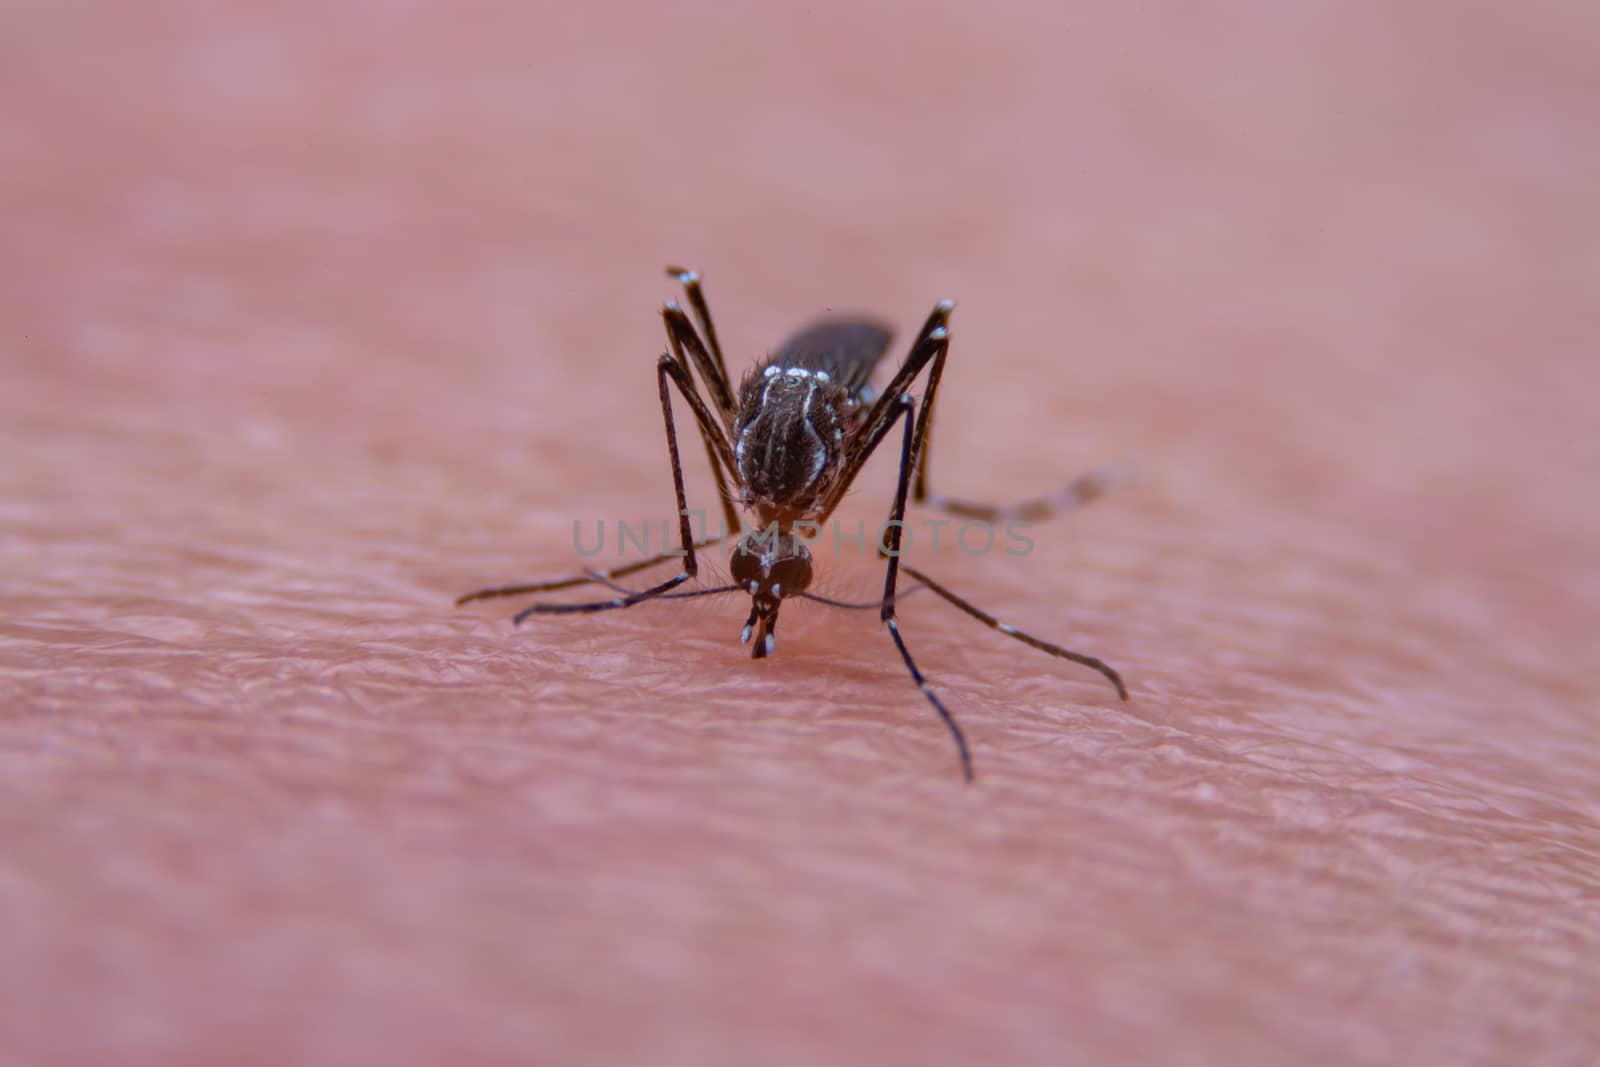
[3,2,1597,1065]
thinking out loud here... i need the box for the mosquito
[457,266,1128,780]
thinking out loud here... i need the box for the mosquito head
[730,531,813,659]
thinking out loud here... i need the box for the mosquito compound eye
[769,555,812,597]
[730,545,761,588]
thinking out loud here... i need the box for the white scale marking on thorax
[762,366,830,382]
[799,379,826,487]
[748,368,830,491]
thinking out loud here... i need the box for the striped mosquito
[458,266,1128,780]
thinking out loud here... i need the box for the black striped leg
[859,295,1127,525]
[517,354,718,620]
[663,266,736,417]
[456,353,723,623]
[455,533,728,607]
[660,302,743,538]
[875,393,975,783]
[916,463,1133,523]
[898,563,1126,700]
[844,302,953,489]
[816,325,953,525]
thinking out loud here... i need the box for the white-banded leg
[816,323,953,525]
[874,393,976,782]
[876,398,1130,781]
[660,302,743,537]
[894,303,1129,523]
[664,266,736,417]
[456,533,728,607]
[457,352,727,622]
[916,463,1133,523]
[516,355,709,619]
[899,563,1126,700]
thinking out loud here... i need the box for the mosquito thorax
[733,364,851,513]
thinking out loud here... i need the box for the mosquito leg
[899,301,1127,521]
[815,324,953,526]
[649,340,738,466]
[904,301,955,500]
[899,562,1127,700]
[455,533,728,606]
[459,327,740,612]
[875,393,974,782]
[661,303,744,538]
[662,302,737,424]
[852,301,954,464]
[665,266,733,408]
[510,354,711,622]
[916,463,1133,523]
[580,569,646,597]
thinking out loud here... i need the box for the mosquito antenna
[793,584,924,611]
[580,569,742,601]
[515,585,742,625]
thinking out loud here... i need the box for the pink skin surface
[3,3,1597,1064]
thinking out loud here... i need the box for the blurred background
[9,1,1592,606]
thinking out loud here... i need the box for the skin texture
[3,2,1597,1064]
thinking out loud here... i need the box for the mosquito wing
[772,318,895,403]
